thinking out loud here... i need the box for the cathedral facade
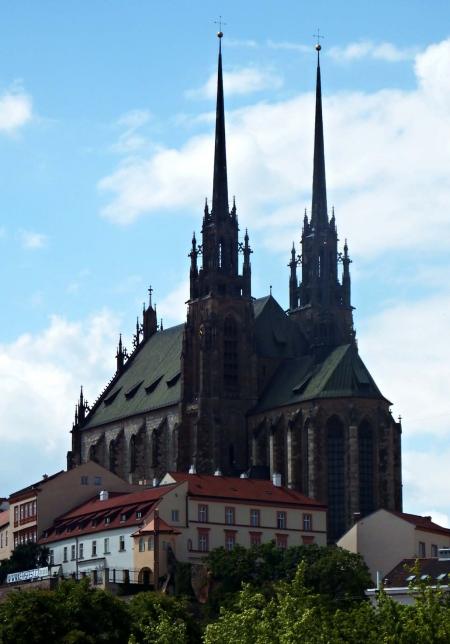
[68,37,402,542]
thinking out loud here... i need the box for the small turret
[242,228,252,297]
[143,285,157,340]
[116,334,128,373]
[189,233,198,299]
[289,242,298,310]
[342,238,351,307]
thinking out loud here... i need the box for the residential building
[39,485,179,585]
[338,509,450,582]
[0,510,10,561]
[9,461,134,549]
[366,549,450,605]
[67,35,401,543]
[40,472,326,588]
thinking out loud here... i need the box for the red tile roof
[390,511,450,536]
[133,515,181,535]
[0,510,9,529]
[39,484,179,544]
[167,472,325,508]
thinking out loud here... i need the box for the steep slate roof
[82,296,305,430]
[254,343,386,413]
[83,324,184,430]
[253,295,308,358]
[166,472,325,508]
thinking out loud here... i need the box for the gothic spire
[211,32,229,219]
[311,44,328,230]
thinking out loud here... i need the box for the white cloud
[329,40,416,63]
[187,66,282,100]
[403,449,450,525]
[359,291,450,438]
[226,38,259,49]
[0,312,121,469]
[157,279,189,328]
[19,229,48,249]
[112,109,152,154]
[98,38,450,262]
[0,89,32,133]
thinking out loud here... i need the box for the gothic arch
[129,435,136,474]
[223,315,239,394]
[326,415,346,542]
[358,419,375,518]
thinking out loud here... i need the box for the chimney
[188,464,196,474]
[240,472,248,479]
[99,490,109,501]
[272,473,282,487]
[214,469,222,477]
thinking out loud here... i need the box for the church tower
[178,32,257,475]
[289,44,354,353]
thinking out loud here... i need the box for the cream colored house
[0,510,11,561]
[131,472,327,585]
[9,462,134,549]
[338,509,450,582]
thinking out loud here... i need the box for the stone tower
[178,34,258,475]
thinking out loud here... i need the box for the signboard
[6,567,49,584]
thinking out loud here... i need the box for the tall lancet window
[223,316,239,394]
[358,421,374,517]
[326,416,345,541]
[109,441,115,473]
[129,435,136,474]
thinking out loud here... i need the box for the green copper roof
[82,324,184,430]
[254,344,387,413]
[253,295,307,358]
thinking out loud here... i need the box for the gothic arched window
[302,420,310,496]
[358,420,374,517]
[109,441,116,473]
[129,435,136,474]
[326,416,345,541]
[223,316,239,394]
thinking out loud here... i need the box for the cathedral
[68,36,402,542]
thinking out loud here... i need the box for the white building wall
[47,527,137,582]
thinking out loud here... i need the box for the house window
[32,500,37,517]
[119,535,125,551]
[198,505,208,523]
[105,517,111,524]
[418,541,426,557]
[136,511,142,519]
[276,534,288,549]
[147,536,154,550]
[92,541,97,557]
[71,545,76,560]
[250,509,260,527]
[277,511,287,530]
[171,510,179,522]
[104,537,110,554]
[120,513,127,523]
[303,513,312,531]
[431,544,438,558]
[49,549,54,565]
[187,538,192,551]
[94,476,102,486]
[139,537,145,552]
[250,532,262,547]
[79,543,84,559]
[198,530,209,552]
[80,476,89,485]
[225,507,235,525]
[225,531,236,551]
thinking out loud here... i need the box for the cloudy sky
[0,1,449,525]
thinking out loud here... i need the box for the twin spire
[311,44,328,230]
[212,34,229,218]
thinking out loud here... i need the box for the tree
[128,591,200,644]
[0,542,49,583]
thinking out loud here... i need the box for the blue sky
[1,1,450,525]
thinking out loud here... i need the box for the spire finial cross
[214,15,226,37]
[313,28,324,50]
[148,285,153,307]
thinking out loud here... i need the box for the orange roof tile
[168,472,325,508]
